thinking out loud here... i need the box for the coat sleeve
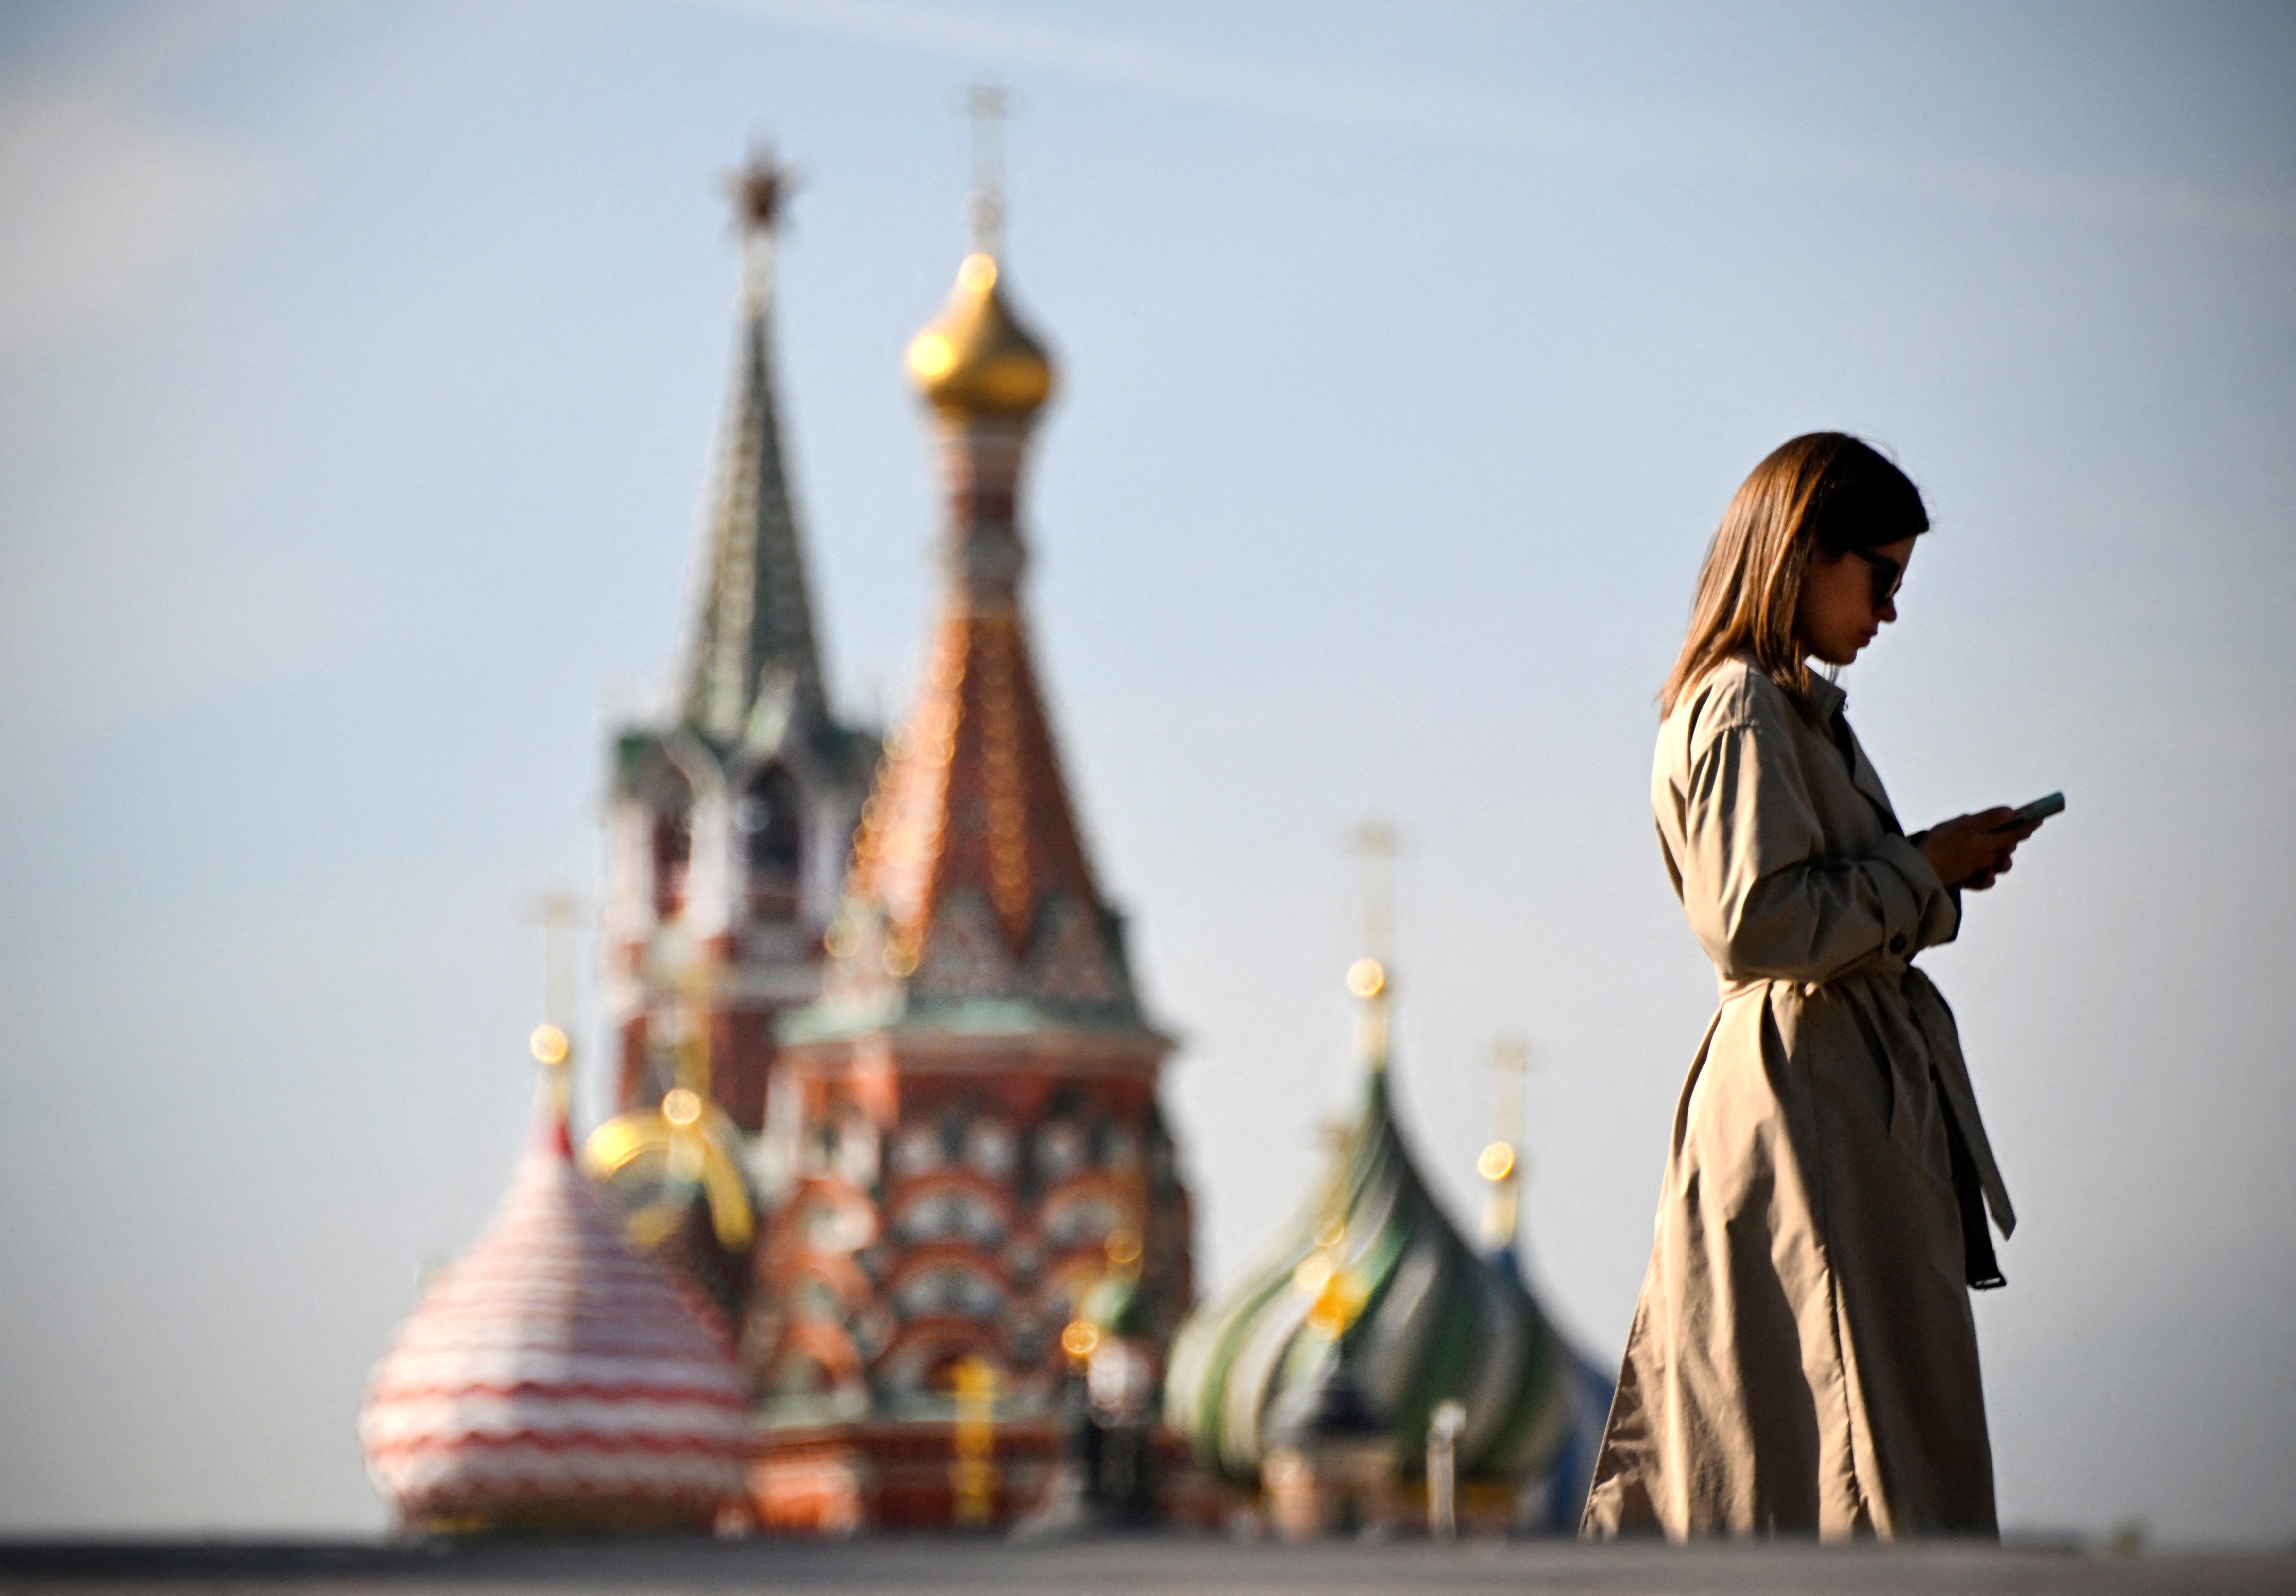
[1676,716,1958,984]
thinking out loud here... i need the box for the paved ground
[3,1537,2291,1596]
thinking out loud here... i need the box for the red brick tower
[745,162,1195,1531]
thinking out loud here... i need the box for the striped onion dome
[359,1110,750,1532]
[1163,961,1575,1490]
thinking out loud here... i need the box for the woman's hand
[1916,809,2041,891]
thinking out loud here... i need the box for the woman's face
[1796,534,1918,666]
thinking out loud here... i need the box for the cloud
[0,88,261,354]
[701,0,2296,240]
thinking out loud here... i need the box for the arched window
[891,1261,1004,1321]
[647,765,694,920]
[1034,1120,1086,1181]
[890,1181,1006,1246]
[878,1329,1003,1402]
[1041,1188,1128,1251]
[965,1117,1016,1178]
[891,1122,945,1179]
[1094,1120,1141,1173]
[740,763,804,923]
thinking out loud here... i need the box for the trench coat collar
[1801,666,1846,722]
[1795,665,1902,829]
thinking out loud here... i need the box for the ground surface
[2,1537,2291,1596]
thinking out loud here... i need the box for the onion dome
[905,253,1054,419]
[359,1061,749,1532]
[1162,958,1575,1490]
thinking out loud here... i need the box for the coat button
[1889,933,1908,954]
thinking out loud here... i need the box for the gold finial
[518,892,586,1120]
[1343,821,1400,1071]
[905,84,1053,417]
[579,957,754,1251]
[1479,1035,1533,1252]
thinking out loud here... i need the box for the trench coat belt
[1715,962,2015,1290]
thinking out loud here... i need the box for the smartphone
[1992,792,2065,831]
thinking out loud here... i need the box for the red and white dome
[360,1119,750,1532]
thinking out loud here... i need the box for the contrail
[693,0,2296,240]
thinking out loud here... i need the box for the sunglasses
[1850,549,1904,608]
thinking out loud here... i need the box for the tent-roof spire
[681,146,827,746]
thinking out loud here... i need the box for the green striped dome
[1164,1051,1575,1487]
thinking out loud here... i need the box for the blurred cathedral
[362,118,1605,1538]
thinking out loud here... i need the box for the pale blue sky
[0,0,2290,1545]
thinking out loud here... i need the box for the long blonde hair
[1659,433,1927,717]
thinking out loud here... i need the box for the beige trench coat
[1582,653,2015,1540]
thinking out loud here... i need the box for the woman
[1581,434,2044,1540]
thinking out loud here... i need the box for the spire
[682,148,828,747]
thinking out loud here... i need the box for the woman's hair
[1659,432,1928,716]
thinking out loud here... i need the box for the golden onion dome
[905,253,1054,418]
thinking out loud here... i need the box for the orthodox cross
[1344,819,1399,1072]
[1344,819,1398,968]
[518,890,586,1112]
[1488,1034,1530,1164]
[518,890,585,1057]
[963,80,1009,259]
